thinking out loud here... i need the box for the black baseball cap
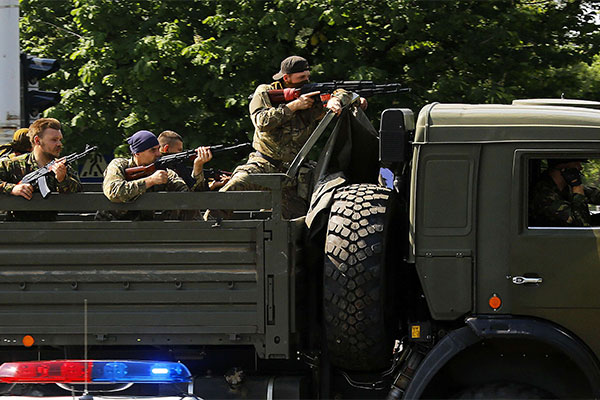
[272,56,310,80]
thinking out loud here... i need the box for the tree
[19,0,600,164]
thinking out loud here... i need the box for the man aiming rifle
[206,55,368,220]
[157,130,197,188]
[125,140,250,185]
[157,130,237,190]
[98,130,214,221]
[103,130,212,203]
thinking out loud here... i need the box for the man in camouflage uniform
[0,118,81,220]
[208,56,364,220]
[100,130,212,220]
[158,130,230,190]
[530,159,600,227]
[0,128,32,160]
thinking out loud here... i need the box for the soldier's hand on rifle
[145,170,169,188]
[208,173,231,191]
[287,91,320,112]
[12,183,34,200]
[49,157,67,182]
[193,147,213,177]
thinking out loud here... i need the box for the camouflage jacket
[249,84,352,164]
[0,152,81,195]
[529,174,600,227]
[102,157,205,203]
[0,152,25,162]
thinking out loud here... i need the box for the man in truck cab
[530,158,600,227]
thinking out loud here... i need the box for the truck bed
[0,175,303,361]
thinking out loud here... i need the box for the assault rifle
[21,144,98,199]
[248,80,410,104]
[124,142,251,181]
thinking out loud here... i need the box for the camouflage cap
[272,56,310,80]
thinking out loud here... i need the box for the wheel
[456,382,552,399]
[323,183,401,371]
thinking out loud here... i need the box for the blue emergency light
[0,360,192,384]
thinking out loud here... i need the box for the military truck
[1,99,600,399]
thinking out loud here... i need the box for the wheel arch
[403,317,600,398]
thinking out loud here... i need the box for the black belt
[256,151,284,170]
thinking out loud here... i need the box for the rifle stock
[124,164,157,181]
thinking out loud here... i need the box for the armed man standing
[206,55,365,220]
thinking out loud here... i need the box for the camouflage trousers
[219,152,314,219]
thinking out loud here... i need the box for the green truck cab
[385,101,600,398]
[1,99,600,398]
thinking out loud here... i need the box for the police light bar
[0,360,191,384]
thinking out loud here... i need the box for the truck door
[509,150,600,355]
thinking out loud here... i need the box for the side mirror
[379,108,414,163]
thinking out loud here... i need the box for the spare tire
[323,183,401,371]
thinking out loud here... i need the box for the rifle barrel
[211,143,251,153]
[152,143,250,171]
[254,81,410,102]
[20,145,97,186]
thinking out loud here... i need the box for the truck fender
[403,317,600,399]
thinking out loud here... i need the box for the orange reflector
[489,295,502,310]
[22,335,34,347]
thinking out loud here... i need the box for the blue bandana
[127,130,159,154]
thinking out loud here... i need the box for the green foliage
[19,0,600,167]
[583,159,600,188]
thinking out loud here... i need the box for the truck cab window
[528,157,600,227]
